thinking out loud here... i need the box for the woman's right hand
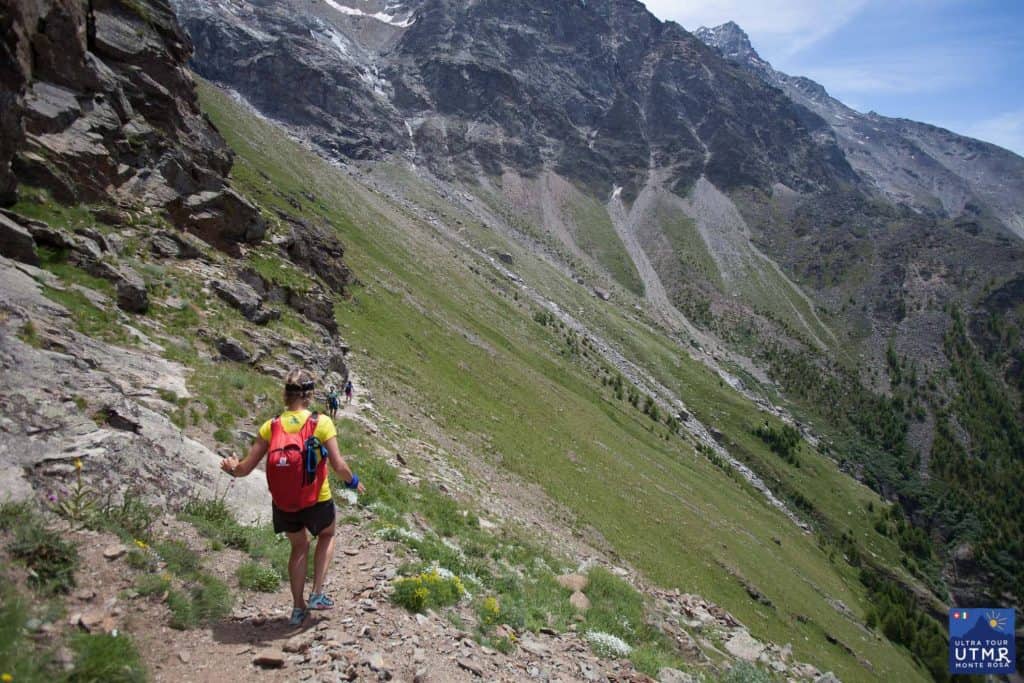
[220,456,239,475]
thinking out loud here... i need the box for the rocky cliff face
[0,0,263,252]
[696,21,1024,241]
[173,0,858,201]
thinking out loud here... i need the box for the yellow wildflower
[482,596,500,624]
[74,458,83,471]
[2,673,13,682]
[134,539,148,549]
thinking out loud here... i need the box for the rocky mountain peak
[693,21,762,67]
[695,18,1024,239]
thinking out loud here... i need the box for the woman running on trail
[221,369,365,626]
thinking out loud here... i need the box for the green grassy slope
[197,81,932,682]
[567,191,645,296]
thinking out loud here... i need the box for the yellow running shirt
[258,410,337,503]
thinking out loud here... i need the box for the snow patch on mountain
[322,0,415,27]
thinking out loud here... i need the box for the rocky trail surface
[2,506,819,683]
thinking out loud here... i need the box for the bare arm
[220,438,269,478]
[324,436,366,493]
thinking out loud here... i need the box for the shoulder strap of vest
[269,416,282,442]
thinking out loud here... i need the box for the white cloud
[792,38,987,100]
[960,110,1024,156]
[802,59,969,95]
[642,0,869,56]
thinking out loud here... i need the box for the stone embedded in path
[457,658,484,676]
[103,544,128,560]
[363,651,387,672]
[284,632,315,653]
[658,667,698,683]
[253,649,286,668]
[518,636,550,658]
[77,609,114,633]
[556,573,588,592]
[570,591,591,612]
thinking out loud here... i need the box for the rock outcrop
[1,0,262,252]
[0,255,268,519]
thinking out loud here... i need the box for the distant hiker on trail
[343,379,353,405]
[327,385,340,420]
[220,369,365,626]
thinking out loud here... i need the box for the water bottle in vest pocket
[265,414,327,512]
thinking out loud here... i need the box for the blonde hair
[283,368,316,408]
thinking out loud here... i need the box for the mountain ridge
[695,19,1024,241]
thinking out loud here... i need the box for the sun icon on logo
[986,611,1007,631]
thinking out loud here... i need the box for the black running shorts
[272,499,336,535]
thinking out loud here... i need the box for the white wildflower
[336,488,359,505]
[375,525,423,543]
[441,537,464,556]
[428,562,455,579]
[585,630,632,658]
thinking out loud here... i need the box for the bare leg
[312,520,337,595]
[286,530,309,609]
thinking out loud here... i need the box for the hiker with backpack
[343,379,353,405]
[220,369,365,626]
[327,385,340,419]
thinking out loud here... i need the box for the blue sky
[642,0,1024,156]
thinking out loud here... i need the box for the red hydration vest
[265,413,327,512]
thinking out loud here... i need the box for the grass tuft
[8,522,78,595]
[236,561,281,592]
[68,631,146,683]
[167,575,234,630]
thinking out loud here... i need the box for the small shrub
[52,459,98,527]
[721,661,773,683]
[182,496,251,551]
[168,575,233,629]
[479,595,501,626]
[0,585,51,680]
[157,388,180,405]
[17,320,42,348]
[91,491,157,542]
[391,568,464,612]
[0,501,33,531]
[134,573,171,597]
[153,540,201,578]
[237,561,281,592]
[480,634,515,654]
[125,548,154,571]
[68,631,146,682]
[8,523,78,594]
